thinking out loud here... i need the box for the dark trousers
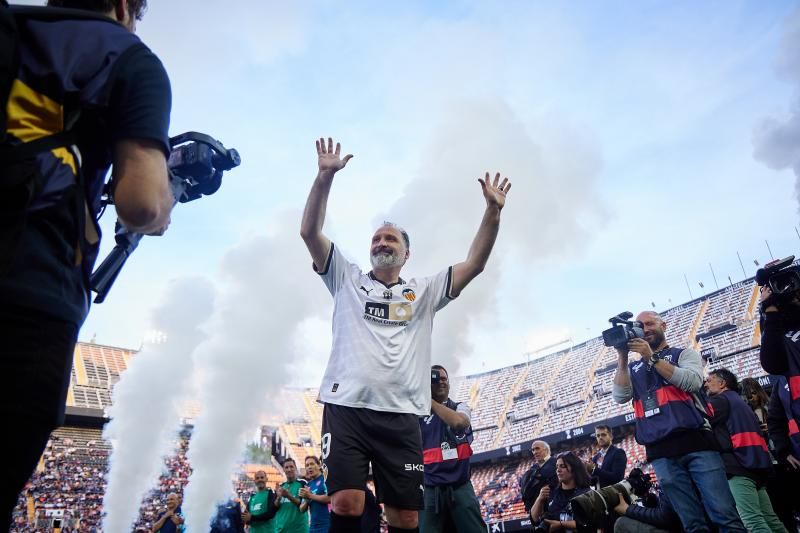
[419,481,486,533]
[0,306,78,531]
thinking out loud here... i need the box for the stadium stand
[10,276,779,531]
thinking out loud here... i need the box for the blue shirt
[307,475,330,530]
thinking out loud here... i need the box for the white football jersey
[316,244,454,415]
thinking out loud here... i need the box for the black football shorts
[321,403,424,510]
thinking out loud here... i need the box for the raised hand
[478,172,510,210]
[316,137,353,176]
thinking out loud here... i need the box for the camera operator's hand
[627,338,653,361]
[613,493,629,515]
[759,286,779,313]
[316,137,353,178]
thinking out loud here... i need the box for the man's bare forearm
[300,171,334,240]
[451,206,501,296]
[466,206,501,274]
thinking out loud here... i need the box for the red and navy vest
[420,399,474,486]
[719,389,772,471]
[780,332,800,447]
[774,375,800,458]
[630,347,709,445]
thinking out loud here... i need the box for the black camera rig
[89,132,241,303]
[756,255,800,296]
[602,311,645,349]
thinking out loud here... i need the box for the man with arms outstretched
[300,137,510,533]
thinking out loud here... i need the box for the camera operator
[418,365,485,532]
[520,441,558,515]
[531,452,590,533]
[0,1,173,529]
[758,283,800,443]
[705,368,786,533]
[612,311,745,533]
[766,375,800,531]
[611,471,682,533]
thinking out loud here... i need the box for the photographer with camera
[521,441,558,516]
[531,452,590,533]
[0,1,173,529]
[611,311,745,533]
[705,368,786,533]
[757,258,800,449]
[766,375,800,531]
[610,469,682,533]
[418,365,484,532]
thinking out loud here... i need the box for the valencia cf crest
[402,288,416,302]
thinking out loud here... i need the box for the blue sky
[25,0,800,383]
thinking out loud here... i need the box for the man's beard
[371,251,403,268]
[647,330,665,349]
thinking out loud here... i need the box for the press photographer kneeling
[570,468,681,533]
[530,452,589,533]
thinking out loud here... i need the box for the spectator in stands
[301,137,510,533]
[243,470,279,533]
[151,492,184,533]
[530,452,589,532]
[612,476,682,533]
[612,311,745,533]
[586,424,627,488]
[520,441,558,515]
[274,458,309,533]
[766,375,800,532]
[299,456,330,533]
[705,368,787,533]
[417,364,484,532]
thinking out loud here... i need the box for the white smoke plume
[382,98,607,374]
[181,210,328,532]
[753,9,800,208]
[102,277,215,533]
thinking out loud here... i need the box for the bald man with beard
[613,311,745,533]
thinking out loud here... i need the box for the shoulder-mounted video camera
[602,311,645,349]
[89,132,240,303]
[756,255,800,297]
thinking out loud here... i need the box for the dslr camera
[571,468,652,531]
[756,255,800,307]
[602,311,645,349]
